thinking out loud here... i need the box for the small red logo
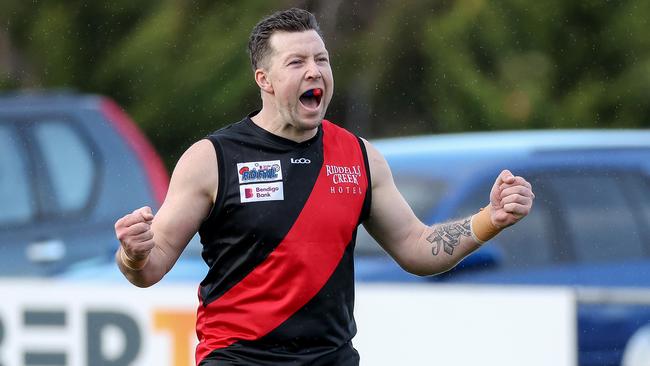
[245,188,253,198]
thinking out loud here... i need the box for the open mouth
[299,88,323,109]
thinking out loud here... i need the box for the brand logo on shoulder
[240,182,284,203]
[237,160,282,183]
[290,158,311,164]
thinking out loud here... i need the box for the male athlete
[114,8,534,365]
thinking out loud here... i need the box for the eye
[317,57,329,63]
[288,59,302,66]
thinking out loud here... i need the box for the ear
[254,68,274,94]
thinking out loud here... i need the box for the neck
[250,107,318,143]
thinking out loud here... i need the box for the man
[114,8,534,366]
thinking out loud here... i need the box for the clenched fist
[489,169,535,228]
[114,206,155,270]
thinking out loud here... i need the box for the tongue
[300,96,318,109]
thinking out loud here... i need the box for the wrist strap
[119,247,148,271]
[470,205,502,244]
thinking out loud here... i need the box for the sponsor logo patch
[237,160,282,184]
[326,164,364,195]
[240,182,284,203]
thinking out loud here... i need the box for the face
[258,30,334,131]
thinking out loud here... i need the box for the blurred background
[2,0,649,167]
[2,1,650,366]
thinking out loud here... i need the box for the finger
[502,202,530,217]
[116,222,150,242]
[499,177,535,198]
[491,170,515,204]
[121,210,150,227]
[500,194,533,207]
[499,176,532,190]
[138,206,154,222]
[123,239,155,259]
[114,216,126,231]
[491,170,514,204]
[127,230,154,244]
[496,170,515,185]
[500,185,534,199]
[493,209,511,223]
[133,206,154,222]
[120,213,145,228]
[499,179,524,189]
[126,222,151,236]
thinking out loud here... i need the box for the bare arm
[114,139,217,287]
[361,140,534,276]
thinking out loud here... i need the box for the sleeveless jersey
[196,114,372,365]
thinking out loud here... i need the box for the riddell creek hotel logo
[326,164,364,195]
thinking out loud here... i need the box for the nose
[305,60,322,80]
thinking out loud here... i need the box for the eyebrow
[283,51,329,61]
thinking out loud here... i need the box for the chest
[218,139,367,243]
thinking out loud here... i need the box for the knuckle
[115,216,128,228]
[135,222,149,232]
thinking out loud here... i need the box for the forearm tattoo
[427,218,472,256]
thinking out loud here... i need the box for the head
[248,8,324,73]
[248,8,333,132]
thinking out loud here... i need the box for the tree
[2,0,649,168]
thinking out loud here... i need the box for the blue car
[354,129,650,366]
[64,129,650,366]
[0,92,169,276]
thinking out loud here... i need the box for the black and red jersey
[196,113,371,365]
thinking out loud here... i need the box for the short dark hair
[248,8,323,70]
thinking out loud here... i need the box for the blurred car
[61,129,650,366]
[352,129,650,366]
[0,91,169,276]
[356,130,650,286]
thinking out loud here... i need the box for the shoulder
[206,115,254,139]
[169,139,218,198]
[173,139,218,182]
[359,138,392,188]
[358,137,384,165]
[183,139,217,161]
[205,125,237,144]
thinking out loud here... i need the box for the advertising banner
[0,281,576,366]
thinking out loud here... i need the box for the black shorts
[198,341,360,366]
